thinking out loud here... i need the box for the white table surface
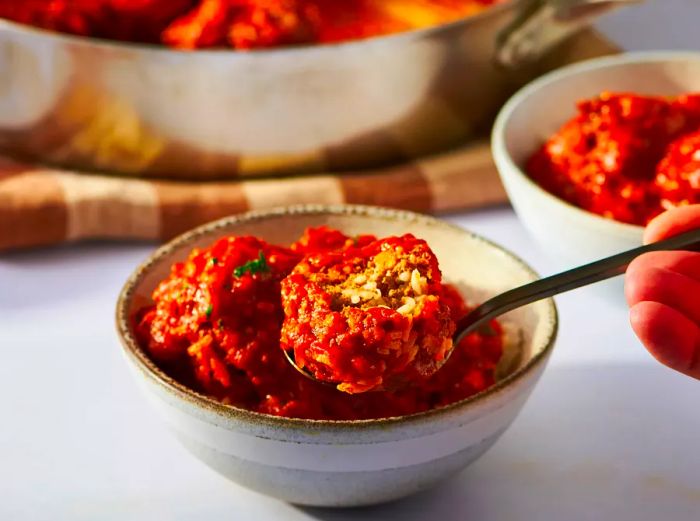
[2,2,700,520]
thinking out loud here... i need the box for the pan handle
[495,0,641,67]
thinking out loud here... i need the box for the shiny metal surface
[0,0,630,179]
[497,0,640,66]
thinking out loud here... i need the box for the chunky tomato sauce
[527,92,700,226]
[0,0,499,50]
[135,226,503,420]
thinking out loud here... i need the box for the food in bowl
[134,225,503,418]
[0,0,500,50]
[117,207,558,506]
[526,91,700,226]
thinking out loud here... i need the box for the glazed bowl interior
[120,205,557,424]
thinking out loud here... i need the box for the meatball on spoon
[284,227,700,392]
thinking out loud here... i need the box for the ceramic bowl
[492,52,700,286]
[115,205,558,507]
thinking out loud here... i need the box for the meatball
[655,130,700,209]
[526,92,697,225]
[135,235,301,403]
[280,234,456,393]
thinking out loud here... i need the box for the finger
[644,204,700,244]
[625,265,700,323]
[626,250,700,283]
[626,252,700,308]
[630,301,700,379]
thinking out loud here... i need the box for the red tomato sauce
[526,92,700,226]
[135,226,504,420]
[0,0,499,50]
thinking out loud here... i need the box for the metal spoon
[284,227,700,387]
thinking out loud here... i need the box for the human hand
[625,205,700,379]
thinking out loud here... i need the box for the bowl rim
[115,204,558,432]
[0,1,512,58]
[492,50,700,237]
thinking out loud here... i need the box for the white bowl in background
[492,52,700,294]
[116,205,558,507]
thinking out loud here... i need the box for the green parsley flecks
[233,250,270,278]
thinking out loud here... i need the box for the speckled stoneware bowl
[116,205,558,507]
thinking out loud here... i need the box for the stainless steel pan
[0,0,635,179]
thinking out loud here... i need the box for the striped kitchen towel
[0,140,507,251]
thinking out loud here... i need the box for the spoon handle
[454,227,700,344]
